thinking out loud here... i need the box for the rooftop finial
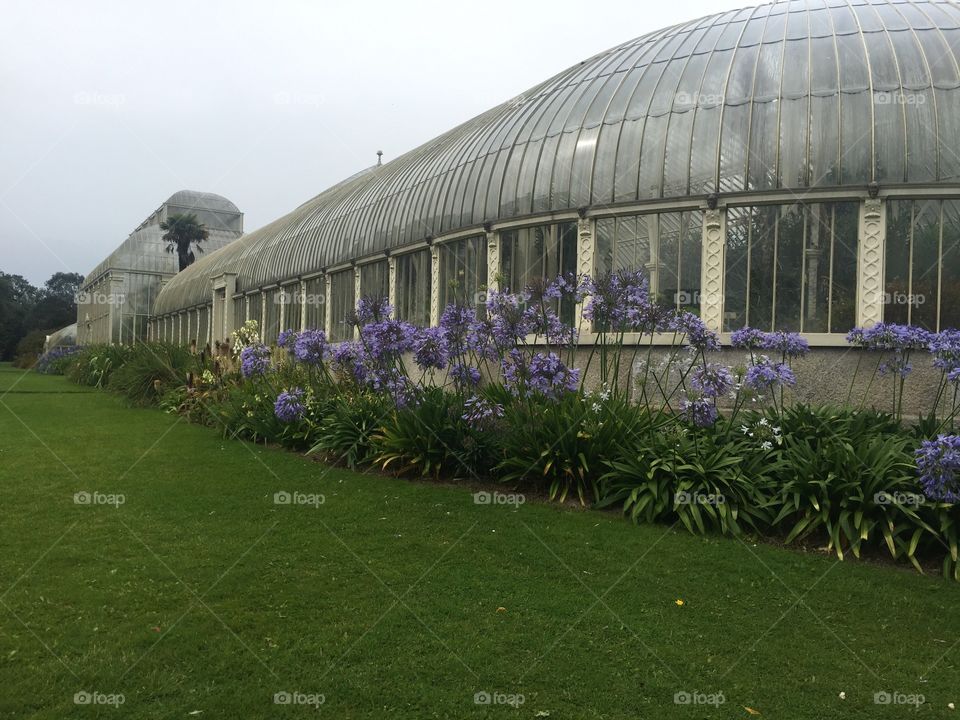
[376,150,383,166]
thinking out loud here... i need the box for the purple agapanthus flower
[526,351,580,399]
[293,329,328,365]
[680,396,719,427]
[524,305,577,346]
[847,323,932,381]
[730,327,767,349]
[930,330,960,373]
[462,395,504,429]
[355,296,392,325]
[240,344,271,378]
[762,330,810,359]
[847,323,932,351]
[690,363,735,399]
[582,270,655,331]
[277,329,297,351]
[744,355,796,392]
[360,319,417,361]
[331,341,368,383]
[669,311,721,352]
[439,304,476,345]
[274,387,306,423]
[916,434,960,502]
[413,326,449,370]
[486,290,533,347]
[451,363,481,388]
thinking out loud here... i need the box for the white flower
[839,692,846,700]
[759,417,769,426]
[740,425,749,434]
[760,441,773,451]
[591,402,601,413]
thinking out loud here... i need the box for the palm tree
[161,213,209,271]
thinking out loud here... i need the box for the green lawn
[1,365,958,718]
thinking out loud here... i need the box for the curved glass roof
[154,0,960,314]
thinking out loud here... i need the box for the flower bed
[60,271,960,579]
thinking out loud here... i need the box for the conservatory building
[79,191,243,345]
[152,0,960,349]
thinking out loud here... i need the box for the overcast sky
[0,0,745,285]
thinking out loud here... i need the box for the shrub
[496,391,649,504]
[600,425,777,537]
[373,387,494,479]
[66,344,134,387]
[35,345,80,374]
[107,343,195,406]
[309,391,390,469]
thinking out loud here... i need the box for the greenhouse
[78,190,243,345]
[152,0,960,349]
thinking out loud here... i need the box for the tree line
[0,271,84,363]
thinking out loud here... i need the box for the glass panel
[774,204,805,331]
[282,283,302,332]
[499,223,576,322]
[911,200,941,329]
[809,94,840,185]
[263,288,280,344]
[936,88,960,181]
[329,270,355,343]
[304,277,325,330]
[840,91,873,183]
[662,109,695,197]
[885,200,913,325]
[233,297,246,328]
[638,114,668,198]
[942,201,960,329]
[829,202,859,333]
[658,213,680,306]
[395,249,432,327]
[724,207,751,330]
[679,211,703,313]
[747,100,779,190]
[360,260,389,301]
[439,235,487,313]
[749,206,777,331]
[248,293,262,327]
[719,104,750,192]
